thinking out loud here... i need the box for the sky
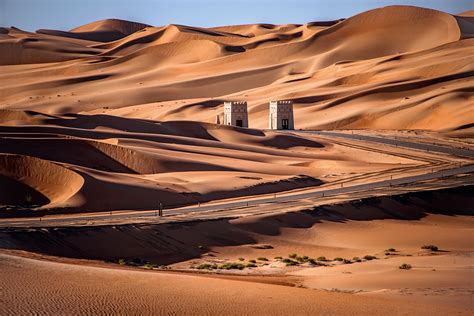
[1,0,473,31]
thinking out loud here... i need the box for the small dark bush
[385,252,391,256]
[249,259,256,263]
[352,257,361,262]
[421,245,438,251]
[386,248,396,252]
[246,262,257,268]
[343,259,352,264]
[334,257,344,261]
[363,255,376,260]
[285,261,298,266]
[144,262,154,269]
[317,256,327,261]
[399,263,412,270]
[257,257,268,261]
[218,263,245,270]
[289,253,297,259]
[274,256,283,260]
[238,257,244,261]
[197,263,213,270]
[118,258,127,265]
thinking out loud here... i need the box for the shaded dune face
[0,155,84,207]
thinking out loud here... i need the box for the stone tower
[269,100,294,130]
[223,101,248,128]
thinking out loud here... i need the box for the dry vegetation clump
[421,245,439,251]
[399,263,412,270]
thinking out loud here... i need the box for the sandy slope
[0,5,472,132]
[2,253,463,315]
[0,111,419,214]
[1,187,472,314]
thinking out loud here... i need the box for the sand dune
[0,112,419,213]
[0,5,472,131]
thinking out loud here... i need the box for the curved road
[1,131,472,227]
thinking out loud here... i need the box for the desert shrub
[218,263,244,270]
[118,258,127,265]
[246,262,257,268]
[238,257,244,261]
[363,255,376,260]
[343,259,352,264]
[421,245,438,251]
[197,263,213,270]
[249,259,256,263]
[274,256,283,260]
[386,248,396,252]
[289,253,297,259]
[385,252,391,256]
[317,256,327,261]
[159,265,168,269]
[352,257,361,262]
[282,258,298,266]
[334,257,344,261]
[257,257,268,261]
[302,256,309,261]
[399,263,412,270]
[144,262,154,269]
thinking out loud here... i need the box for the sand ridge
[0,5,472,132]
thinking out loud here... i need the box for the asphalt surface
[1,131,472,227]
[297,131,474,158]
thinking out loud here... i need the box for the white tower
[223,101,248,128]
[269,100,294,130]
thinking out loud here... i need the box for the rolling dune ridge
[0,5,472,132]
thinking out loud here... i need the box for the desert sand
[1,4,473,315]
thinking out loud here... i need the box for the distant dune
[0,5,472,132]
[0,5,473,214]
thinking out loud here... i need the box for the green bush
[289,253,297,259]
[144,262,154,269]
[196,263,212,270]
[363,255,376,260]
[257,257,268,261]
[334,257,344,261]
[118,258,127,265]
[317,256,327,261]
[421,245,438,251]
[399,263,412,270]
[218,263,245,270]
[282,258,298,266]
[246,262,257,268]
[352,257,361,262]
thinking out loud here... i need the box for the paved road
[296,131,474,158]
[1,132,473,227]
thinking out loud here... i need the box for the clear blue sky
[1,0,473,31]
